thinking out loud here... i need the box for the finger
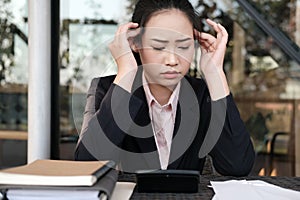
[115,22,139,40]
[115,23,139,46]
[200,43,216,52]
[206,18,217,26]
[206,19,228,48]
[199,32,216,51]
[117,22,138,33]
[216,23,228,48]
[199,41,215,53]
[109,22,139,59]
[127,27,141,38]
[199,32,215,43]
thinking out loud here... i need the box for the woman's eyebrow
[151,38,168,43]
[175,38,192,43]
[151,37,192,43]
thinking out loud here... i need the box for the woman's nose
[165,50,179,67]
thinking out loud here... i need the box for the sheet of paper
[111,182,136,200]
[211,179,300,200]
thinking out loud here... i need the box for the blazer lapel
[129,67,160,169]
[168,78,200,169]
[129,69,200,170]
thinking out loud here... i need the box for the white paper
[111,182,136,200]
[211,179,300,200]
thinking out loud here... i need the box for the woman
[75,0,255,176]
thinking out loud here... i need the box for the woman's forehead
[144,9,194,37]
[142,11,194,41]
[142,27,193,42]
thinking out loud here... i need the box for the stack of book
[0,159,117,200]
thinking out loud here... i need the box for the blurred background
[0,0,300,177]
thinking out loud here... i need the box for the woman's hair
[131,0,201,66]
[132,0,201,29]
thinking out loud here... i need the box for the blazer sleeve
[75,76,145,162]
[208,94,255,176]
[75,77,107,161]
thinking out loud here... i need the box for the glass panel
[250,0,296,39]
[193,0,299,176]
[61,22,118,136]
[59,0,121,160]
[236,98,294,176]
[0,0,28,168]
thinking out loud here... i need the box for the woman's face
[138,9,195,88]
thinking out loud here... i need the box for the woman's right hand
[109,22,140,91]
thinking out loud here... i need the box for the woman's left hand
[194,19,228,76]
[194,19,230,100]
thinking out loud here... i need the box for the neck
[149,84,174,105]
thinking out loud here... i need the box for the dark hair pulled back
[131,0,201,66]
[132,0,201,30]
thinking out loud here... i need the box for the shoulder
[89,75,116,92]
[86,75,116,99]
[184,75,205,84]
[90,75,117,110]
[93,74,116,87]
[183,75,208,92]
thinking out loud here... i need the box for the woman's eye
[178,46,190,50]
[152,46,165,51]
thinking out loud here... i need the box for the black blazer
[75,68,255,176]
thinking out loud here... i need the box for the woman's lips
[161,71,180,79]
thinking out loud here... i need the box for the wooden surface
[0,131,28,140]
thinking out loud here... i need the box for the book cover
[0,169,119,200]
[0,159,116,186]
